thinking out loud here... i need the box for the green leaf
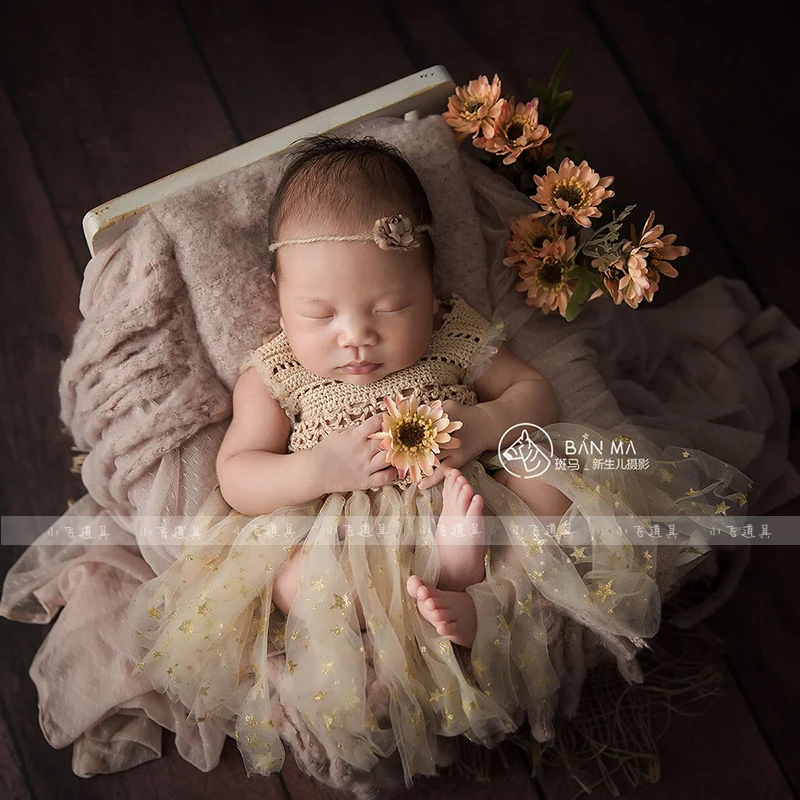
[585,269,607,291]
[546,48,573,99]
[565,272,591,322]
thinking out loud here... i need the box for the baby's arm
[473,345,561,446]
[216,366,327,515]
[473,346,571,519]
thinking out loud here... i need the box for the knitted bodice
[239,293,506,487]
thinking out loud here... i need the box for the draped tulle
[127,417,752,788]
[3,117,793,786]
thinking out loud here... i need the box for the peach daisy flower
[531,158,615,228]
[514,233,578,317]
[473,97,551,166]
[637,211,690,279]
[594,212,689,308]
[368,390,462,485]
[591,245,650,309]
[617,268,651,308]
[443,74,505,145]
[502,213,564,270]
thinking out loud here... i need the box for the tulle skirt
[127,421,753,787]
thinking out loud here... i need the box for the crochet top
[238,293,507,488]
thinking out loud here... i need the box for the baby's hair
[267,133,436,280]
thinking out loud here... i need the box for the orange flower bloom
[592,212,689,308]
[514,233,578,317]
[473,97,550,166]
[368,390,462,485]
[531,158,615,228]
[637,211,690,279]
[503,214,564,270]
[442,74,505,145]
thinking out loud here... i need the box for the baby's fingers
[419,467,447,490]
[368,465,398,489]
[362,413,386,434]
[369,449,391,470]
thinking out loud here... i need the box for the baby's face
[273,238,438,386]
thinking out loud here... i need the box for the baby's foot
[436,468,485,591]
[406,575,477,649]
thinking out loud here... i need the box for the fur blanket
[3,114,800,794]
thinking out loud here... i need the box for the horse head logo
[498,424,554,479]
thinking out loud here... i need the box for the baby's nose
[338,318,378,347]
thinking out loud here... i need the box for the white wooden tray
[82,65,454,256]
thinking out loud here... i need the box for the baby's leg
[406,468,485,649]
[272,542,367,631]
[493,469,572,523]
[435,468,486,591]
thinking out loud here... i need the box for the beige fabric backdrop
[3,114,800,780]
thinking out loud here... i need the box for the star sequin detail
[591,580,616,603]
[731,492,748,508]
[330,593,352,612]
[517,595,534,616]
[715,501,730,516]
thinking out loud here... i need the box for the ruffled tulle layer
[127,421,753,787]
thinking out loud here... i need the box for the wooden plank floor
[1,1,798,798]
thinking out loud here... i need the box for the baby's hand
[313,414,398,494]
[419,401,491,490]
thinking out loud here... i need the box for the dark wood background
[2,1,799,798]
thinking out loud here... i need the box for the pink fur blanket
[3,114,800,794]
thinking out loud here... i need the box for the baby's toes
[468,493,484,515]
[457,480,475,513]
[424,597,444,621]
[406,574,424,598]
[444,468,460,491]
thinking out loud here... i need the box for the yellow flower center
[394,414,434,452]
[525,230,549,250]
[551,177,591,209]
[463,98,481,119]
[538,261,566,289]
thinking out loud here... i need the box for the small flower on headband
[267,214,431,253]
[374,215,417,250]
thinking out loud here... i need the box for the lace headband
[267,214,433,253]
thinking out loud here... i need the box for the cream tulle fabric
[2,115,800,783]
[127,303,754,787]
